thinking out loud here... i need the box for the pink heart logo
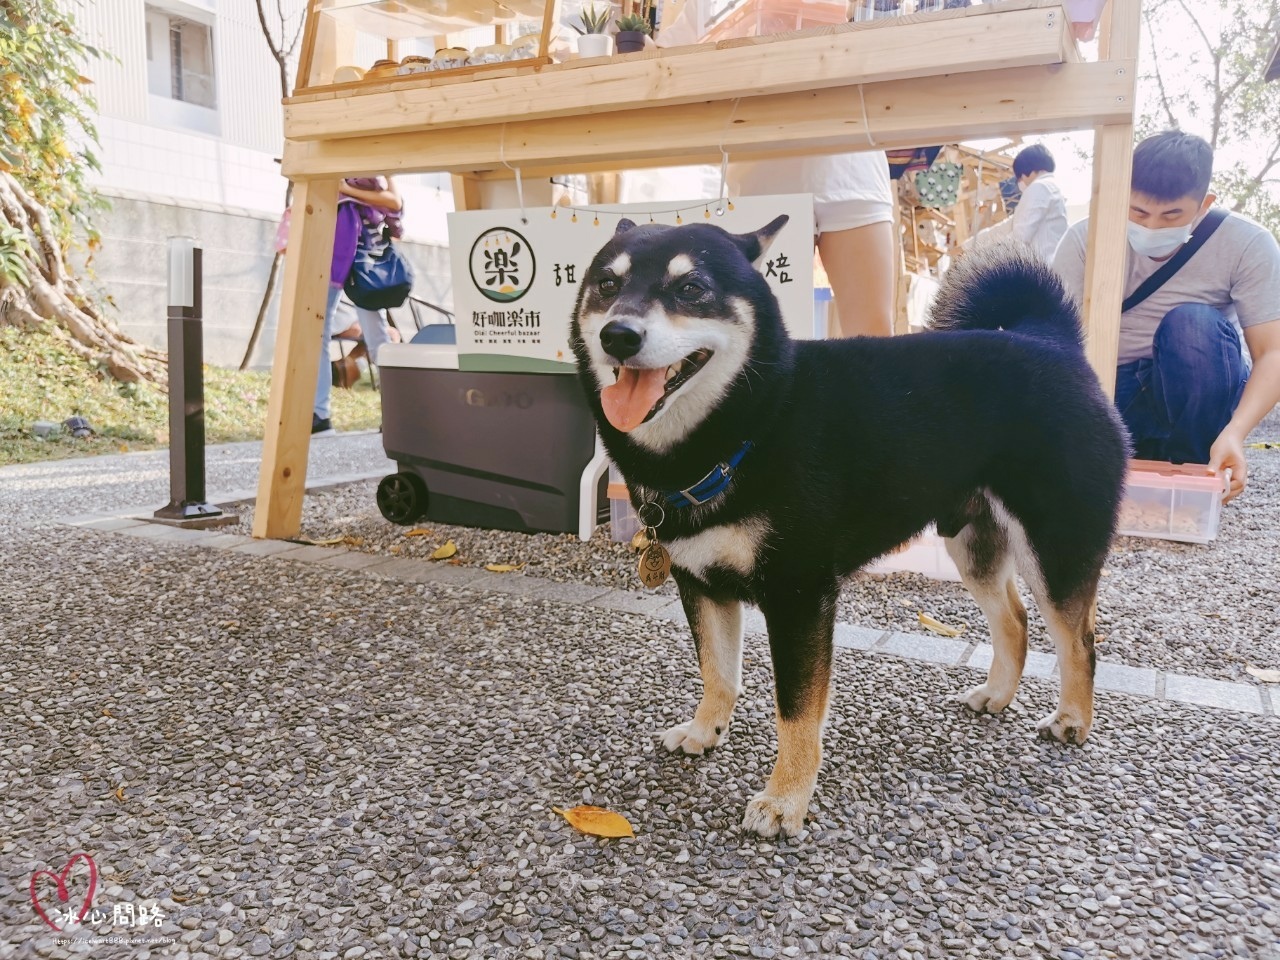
[29,853,98,931]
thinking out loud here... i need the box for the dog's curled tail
[927,239,1083,347]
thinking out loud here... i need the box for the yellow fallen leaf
[918,612,961,637]
[1246,666,1280,683]
[485,563,525,573]
[101,708,113,718]
[447,557,464,566]
[114,786,125,802]
[431,541,458,560]
[404,528,434,538]
[553,805,634,838]
[299,536,345,546]
[340,536,364,548]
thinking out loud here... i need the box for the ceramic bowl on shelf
[332,64,365,83]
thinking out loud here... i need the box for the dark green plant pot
[616,30,646,53]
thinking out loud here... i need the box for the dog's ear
[614,218,638,236]
[734,214,790,268]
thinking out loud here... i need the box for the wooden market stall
[254,0,1140,539]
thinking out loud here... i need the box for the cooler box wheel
[377,472,428,525]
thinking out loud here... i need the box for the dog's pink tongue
[601,367,667,433]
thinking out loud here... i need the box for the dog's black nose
[600,321,644,361]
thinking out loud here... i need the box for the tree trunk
[0,172,165,384]
[239,247,283,370]
[238,180,292,371]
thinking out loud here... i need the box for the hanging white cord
[498,123,528,224]
[715,98,742,214]
[857,84,876,147]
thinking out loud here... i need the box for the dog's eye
[598,277,619,297]
[679,281,705,298]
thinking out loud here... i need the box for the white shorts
[813,197,895,235]
[733,151,895,237]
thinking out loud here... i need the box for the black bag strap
[1122,208,1229,313]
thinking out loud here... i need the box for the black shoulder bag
[1121,208,1229,313]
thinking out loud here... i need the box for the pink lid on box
[1126,461,1226,494]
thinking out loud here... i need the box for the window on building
[145,7,216,110]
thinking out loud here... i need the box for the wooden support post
[253,179,340,540]
[303,6,356,89]
[587,172,620,205]
[891,199,909,336]
[451,174,483,212]
[1082,124,1133,397]
[537,0,561,59]
[1081,0,1139,397]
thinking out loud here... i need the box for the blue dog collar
[662,441,754,509]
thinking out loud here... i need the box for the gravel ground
[223,409,1280,685]
[0,432,389,533]
[2,524,1279,959]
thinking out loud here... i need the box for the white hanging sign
[447,194,816,373]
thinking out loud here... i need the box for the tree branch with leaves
[1139,0,1280,232]
[0,0,163,382]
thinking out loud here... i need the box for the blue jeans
[1114,304,1247,464]
[314,284,343,421]
[314,286,388,421]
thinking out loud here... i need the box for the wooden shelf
[283,60,1130,178]
[284,0,1077,139]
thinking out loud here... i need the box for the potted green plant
[574,3,614,58]
[614,4,651,54]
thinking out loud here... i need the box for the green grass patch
[0,326,382,465]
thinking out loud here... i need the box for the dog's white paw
[1035,708,1092,745]
[660,718,726,755]
[957,682,1015,715]
[742,790,807,838]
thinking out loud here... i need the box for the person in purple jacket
[312,176,403,437]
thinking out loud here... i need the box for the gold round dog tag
[637,541,671,589]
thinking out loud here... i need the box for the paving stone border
[62,512,1279,721]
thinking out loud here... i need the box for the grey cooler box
[375,342,604,534]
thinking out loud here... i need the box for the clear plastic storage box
[608,465,641,543]
[1117,460,1227,545]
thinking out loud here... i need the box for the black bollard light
[155,236,224,522]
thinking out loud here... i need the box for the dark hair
[1132,130,1213,202]
[1012,144,1055,179]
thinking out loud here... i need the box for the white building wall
[67,0,456,368]
[75,0,298,214]
[73,0,458,231]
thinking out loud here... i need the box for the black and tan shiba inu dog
[569,216,1127,838]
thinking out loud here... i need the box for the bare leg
[818,220,896,338]
[661,583,744,755]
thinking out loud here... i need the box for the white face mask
[1127,221,1193,258]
